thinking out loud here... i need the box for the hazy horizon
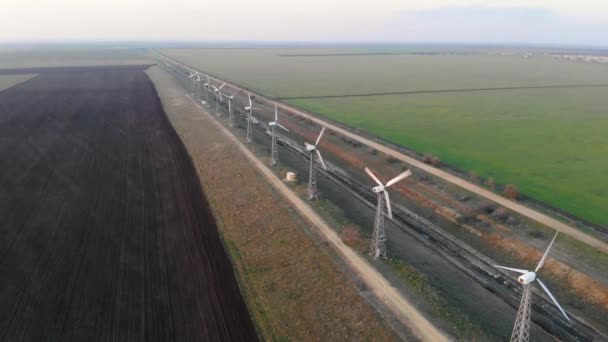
[2,1,608,46]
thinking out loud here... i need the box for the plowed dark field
[0,66,257,341]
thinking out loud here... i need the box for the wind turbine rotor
[535,231,559,272]
[494,265,528,274]
[537,279,570,321]
[364,167,384,187]
[386,169,412,187]
[315,127,326,146]
[315,150,327,170]
[384,190,393,218]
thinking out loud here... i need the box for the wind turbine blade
[274,104,278,121]
[248,94,252,107]
[218,83,226,90]
[535,231,559,272]
[494,265,527,274]
[537,279,570,321]
[277,123,289,132]
[316,150,327,170]
[386,169,412,187]
[315,127,326,146]
[384,191,392,219]
[364,167,383,187]
[231,90,239,97]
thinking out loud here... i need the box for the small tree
[469,171,479,183]
[430,156,441,167]
[423,154,441,167]
[504,184,519,200]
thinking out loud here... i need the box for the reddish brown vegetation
[504,184,519,200]
[340,226,362,247]
[423,154,442,167]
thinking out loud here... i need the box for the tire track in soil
[0,66,257,341]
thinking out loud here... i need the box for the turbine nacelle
[372,185,386,193]
[518,271,536,285]
[305,142,316,151]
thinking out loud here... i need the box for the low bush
[504,184,519,200]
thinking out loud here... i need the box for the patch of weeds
[386,258,488,340]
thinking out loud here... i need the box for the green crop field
[0,47,152,69]
[162,47,608,226]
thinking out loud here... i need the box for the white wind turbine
[195,73,201,100]
[244,93,260,143]
[188,72,197,95]
[211,82,227,116]
[304,127,327,200]
[268,104,289,166]
[364,167,412,259]
[203,74,211,104]
[495,231,570,342]
[222,90,239,127]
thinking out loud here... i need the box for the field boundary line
[277,84,608,100]
[156,53,608,254]
[182,93,450,342]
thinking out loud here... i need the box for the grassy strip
[386,258,489,340]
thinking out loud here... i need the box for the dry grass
[148,66,398,341]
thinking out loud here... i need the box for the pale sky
[2,0,608,46]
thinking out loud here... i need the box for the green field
[0,47,152,69]
[169,48,608,226]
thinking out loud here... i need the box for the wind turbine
[203,74,211,104]
[304,127,327,200]
[195,73,201,100]
[244,93,260,143]
[268,104,289,166]
[222,90,239,127]
[364,167,412,259]
[495,231,570,342]
[188,72,196,95]
[211,82,226,116]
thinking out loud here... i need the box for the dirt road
[157,53,608,254]
[181,88,449,341]
[0,66,257,341]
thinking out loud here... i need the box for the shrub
[469,171,478,183]
[423,154,441,167]
[475,200,497,214]
[340,226,361,247]
[491,207,509,221]
[485,177,496,190]
[386,156,398,164]
[504,184,519,200]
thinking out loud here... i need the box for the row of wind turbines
[187,69,571,342]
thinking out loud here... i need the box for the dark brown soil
[0,66,257,341]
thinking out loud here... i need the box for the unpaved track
[181,92,449,342]
[0,66,257,341]
[157,53,608,254]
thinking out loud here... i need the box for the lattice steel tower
[510,285,532,342]
[270,125,279,166]
[307,152,318,200]
[246,110,253,143]
[370,193,387,258]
